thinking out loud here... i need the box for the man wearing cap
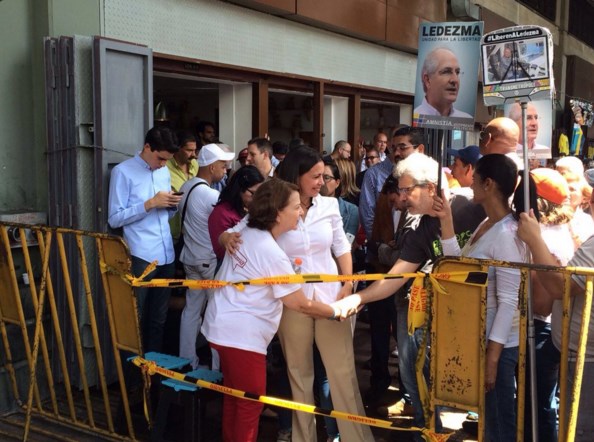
[449,145,480,188]
[246,137,275,178]
[178,143,235,369]
[108,127,182,353]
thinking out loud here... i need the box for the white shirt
[515,142,551,160]
[276,195,351,304]
[179,177,219,265]
[201,228,301,355]
[441,214,527,347]
[414,97,472,118]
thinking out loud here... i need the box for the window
[517,0,556,22]
[569,0,594,48]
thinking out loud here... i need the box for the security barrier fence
[0,222,591,441]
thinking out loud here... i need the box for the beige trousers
[278,308,374,442]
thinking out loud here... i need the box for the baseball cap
[237,148,248,161]
[447,145,480,166]
[530,168,569,205]
[198,143,235,167]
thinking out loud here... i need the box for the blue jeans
[131,256,174,353]
[395,295,441,438]
[313,345,339,438]
[524,320,560,442]
[485,346,518,442]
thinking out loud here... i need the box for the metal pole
[521,101,539,442]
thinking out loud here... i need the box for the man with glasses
[356,146,381,188]
[343,153,486,437]
[479,117,524,169]
[414,48,472,118]
[324,140,352,162]
[359,126,425,406]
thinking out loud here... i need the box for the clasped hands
[329,294,363,321]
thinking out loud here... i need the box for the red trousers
[210,343,266,442]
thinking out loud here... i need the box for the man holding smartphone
[108,127,182,353]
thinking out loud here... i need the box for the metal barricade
[0,222,142,440]
[430,256,593,442]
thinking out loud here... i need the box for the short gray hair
[421,48,456,93]
[394,152,439,184]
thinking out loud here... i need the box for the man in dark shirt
[344,152,484,435]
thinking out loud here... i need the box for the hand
[148,191,182,210]
[331,294,362,320]
[219,231,242,255]
[336,281,353,300]
[432,190,451,220]
[517,209,541,247]
[485,358,498,393]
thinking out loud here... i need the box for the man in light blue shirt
[108,127,181,353]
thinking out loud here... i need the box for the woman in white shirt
[202,178,353,442]
[274,146,373,442]
[433,154,528,442]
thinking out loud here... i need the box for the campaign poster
[481,26,554,106]
[504,99,552,160]
[413,21,483,132]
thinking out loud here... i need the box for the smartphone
[172,191,184,196]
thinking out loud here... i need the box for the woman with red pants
[202,178,357,442]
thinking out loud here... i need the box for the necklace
[300,198,312,209]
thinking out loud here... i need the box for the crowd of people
[106,116,594,442]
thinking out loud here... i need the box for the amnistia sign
[481,25,554,106]
[413,21,483,132]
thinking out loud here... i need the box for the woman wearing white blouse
[274,146,373,442]
[433,154,528,442]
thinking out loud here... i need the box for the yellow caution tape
[103,262,488,292]
[130,356,451,442]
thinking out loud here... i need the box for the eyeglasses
[394,143,419,152]
[479,130,492,143]
[365,155,379,161]
[397,183,427,195]
[323,174,337,182]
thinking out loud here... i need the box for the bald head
[480,117,520,155]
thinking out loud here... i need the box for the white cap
[198,143,235,167]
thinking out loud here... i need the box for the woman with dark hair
[434,154,528,442]
[208,165,265,262]
[274,146,373,442]
[202,178,355,442]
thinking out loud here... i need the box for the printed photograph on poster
[481,26,554,106]
[504,100,552,160]
[413,21,483,132]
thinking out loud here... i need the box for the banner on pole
[481,25,554,106]
[413,21,483,131]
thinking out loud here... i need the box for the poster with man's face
[481,26,554,106]
[413,21,483,131]
[504,100,552,160]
